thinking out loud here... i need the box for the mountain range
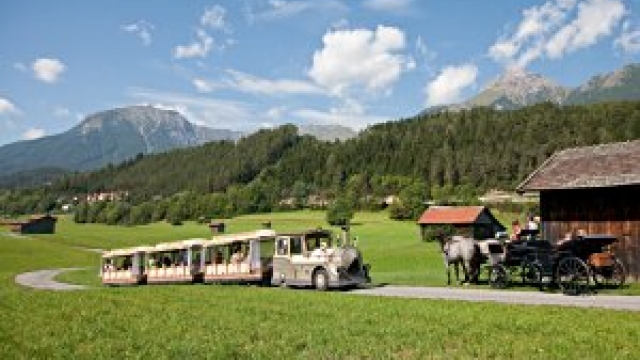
[0,105,358,183]
[433,63,640,112]
[0,106,242,178]
[1,63,640,186]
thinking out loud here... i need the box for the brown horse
[437,235,481,285]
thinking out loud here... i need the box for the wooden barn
[517,139,640,280]
[417,206,505,240]
[9,215,58,234]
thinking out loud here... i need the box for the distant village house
[85,191,128,203]
[478,189,538,203]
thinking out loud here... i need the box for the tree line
[2,101,639,224]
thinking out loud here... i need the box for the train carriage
[145,239,206,284]
[201,229,277,284]
[101,246,150,286]
[101,228,370,290]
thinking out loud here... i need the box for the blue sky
[1,0,640,145]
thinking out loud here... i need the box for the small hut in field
[9,215,58,234]
[517,139,640,280]
[417,206,505,240]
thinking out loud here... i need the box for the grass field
[2,210,640,359]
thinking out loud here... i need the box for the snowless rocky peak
[80,106,187,135]
[486,67,567,105]
[579,64,639,91]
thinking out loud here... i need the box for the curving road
[15,268,87,291]
[350,285,640,311]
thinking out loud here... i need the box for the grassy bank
[2,211,640,359]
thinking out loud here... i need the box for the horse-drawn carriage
[479,231,626,295]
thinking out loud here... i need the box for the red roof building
[417,206,505,240]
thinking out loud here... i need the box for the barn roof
[417,206,487,225]
[518,139,640,192]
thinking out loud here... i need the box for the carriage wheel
[556,257,591,295]
[521,261,543,290]
[593,259,626,288]
[489,264,509,289]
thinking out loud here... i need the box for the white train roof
[204,229,277,246]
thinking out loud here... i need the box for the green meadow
[2,211,640,359]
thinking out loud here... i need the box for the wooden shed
[517,139,640,280]
[10,215,58,234]
[417,206,505,240]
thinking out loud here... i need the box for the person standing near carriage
[510,220,522,241]
[527,216,539,232]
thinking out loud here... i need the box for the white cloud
[54,107,71,117]
[174,6,233,60]
[363,0,413,13]
[489,0,576,67]
[546,0,625,59]
[615,21,640,54]
[193,70,325,96]
[14,62,27,72]
[245,0,347,23]
[425,64,478,107]
[129,87,258,130]
[32,58,66,83]
[225,70,324,95]
[121,20,154,46]
[23,128,45,140]
[415,36,437,71]
[266,106,287,120]
[193,78,219,93]
[0,97,19,115]
[174,29,214,59]
[201,5,229,31]
[308,25,412,95]
[489,40,520,63]
[293,98,386,129]
[331,18,349,30]
[489,0,625,68]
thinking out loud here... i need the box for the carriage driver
[311,241,328,258]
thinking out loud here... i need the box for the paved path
[15,268,87,291]
[350,285,640,311]
[13,268,640,311]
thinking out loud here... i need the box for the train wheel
[313,269,329,291]
[489,264,509,289]
[556,257,590,295]
[521,261,543,290]
[593,259,626,288]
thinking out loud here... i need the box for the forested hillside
[3,101,640,222]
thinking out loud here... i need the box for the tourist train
[101,228,370,290]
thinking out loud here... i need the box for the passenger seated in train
[230,247,245,264]
[147,256,157,268]
[214,250,224,264]
[162,256,172,267]
[179,250,188,266]
[103,260,114,271]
